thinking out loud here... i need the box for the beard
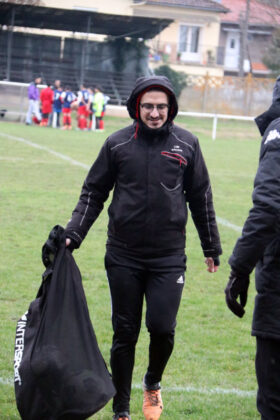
[138,119,170,139]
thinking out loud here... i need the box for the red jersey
[40,87,54,114]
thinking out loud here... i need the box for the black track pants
[256,337,280,420]
[105,249,186,414]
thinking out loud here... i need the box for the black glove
[42,225,65,268]
[213,257,220,266]
[225,269,250,318]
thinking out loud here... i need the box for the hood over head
[126,76,178,122]
[255,76,280,136]
[273,75,280,103]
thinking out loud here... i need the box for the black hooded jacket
[65,76,222,258]
[229,97,280,339]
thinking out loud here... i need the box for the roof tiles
[145,0,228,13]
[221,0,280,25]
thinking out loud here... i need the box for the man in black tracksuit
[65,76,222,420]
[225,78,280,420]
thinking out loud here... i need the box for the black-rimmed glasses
[140,103,169,112]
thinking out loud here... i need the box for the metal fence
[0,73,276,128]
[178,73,275,116]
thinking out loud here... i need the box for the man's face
[35,77,41,85]
[139,90,169,129]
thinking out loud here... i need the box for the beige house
[132,0,229,76]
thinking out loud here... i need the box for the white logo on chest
[264,129,280,144]
[171,145,183,153]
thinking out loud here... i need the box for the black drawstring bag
[14,226,115,420]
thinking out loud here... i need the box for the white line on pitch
[0,377,13,385]
[0,376,255,397]
[216,217,242,233]
[0,132,243,233]
[0,132,90,170]
[133,383,255,397]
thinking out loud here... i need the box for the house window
[179,25,199,53]
[178,25,200,62]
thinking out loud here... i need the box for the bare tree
[254,0,280,23]
[239,0,251,77]
[254,0,280,74]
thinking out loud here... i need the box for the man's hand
[205,257,219,273]
[65,237,77,252]
[225,269,250,318]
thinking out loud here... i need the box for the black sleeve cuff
[64,230,82,250]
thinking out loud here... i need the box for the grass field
[0,115,261,419]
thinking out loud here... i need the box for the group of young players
[32,79,109,131]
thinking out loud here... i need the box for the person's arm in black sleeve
[229,136,280,273]
[65,138,116,248]
[226,129,280,317]
[185,138,222,264]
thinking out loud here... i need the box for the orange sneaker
[143,386,163,420]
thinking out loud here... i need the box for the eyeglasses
[140,103,169,112]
